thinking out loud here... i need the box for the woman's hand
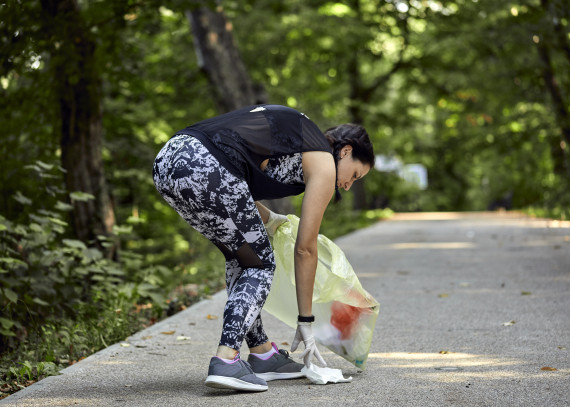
[291,322,327,367]
[255,202,289,236]
[264,211,289,236]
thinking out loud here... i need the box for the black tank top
[175,105,333,201]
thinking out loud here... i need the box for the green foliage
[523,205,570,221]
[230,0,569,213]
[0,162,199,397]
[1,360,58,392]
[363,170,425,212]
[0,158,223,398]
[1,162,151,332]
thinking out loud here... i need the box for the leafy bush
[0,160,228,401]
[0,162,169,346]
[0,161,192,398]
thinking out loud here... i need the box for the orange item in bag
[330,301,365,340]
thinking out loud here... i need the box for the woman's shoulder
[302,151,335,175]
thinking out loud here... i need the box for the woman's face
[336,146,371,191]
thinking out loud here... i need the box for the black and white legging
[153,134,303,351]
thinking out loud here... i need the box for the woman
[153,104,374,392]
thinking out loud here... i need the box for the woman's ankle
[216,345,239,360]
[249,341,273,354]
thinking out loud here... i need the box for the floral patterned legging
[153,134,274,351]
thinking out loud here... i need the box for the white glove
[264,210,289,237]
[290,322,327,368]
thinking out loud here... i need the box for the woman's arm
[295,151,336,316]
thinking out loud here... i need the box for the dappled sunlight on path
[389,211,570,228]
[367,351,568,376]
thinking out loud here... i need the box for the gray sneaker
[247,342,305,381]
[205,356,268,392]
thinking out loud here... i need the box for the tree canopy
[2,0,568,219]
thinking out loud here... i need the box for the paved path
[2,212,569,406]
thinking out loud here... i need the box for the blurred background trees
[0,0,568,382]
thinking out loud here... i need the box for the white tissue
[301,365,353,385]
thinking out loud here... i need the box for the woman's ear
[341,145,353,158]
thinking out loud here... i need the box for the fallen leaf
[540,367,557,371]
[161,331,175,335]
[438,293,449,298]
[142,336,152,340]
[439,350,450,354]
[521,291,532,296]
[120,343,131,347]
[558,346,566,350]
[459,282,471,288]
[176,336,191,341]
[206,314,218,320]
[281,341,289,346]
[502,320,516,326]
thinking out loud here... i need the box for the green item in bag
[265,215,379,369]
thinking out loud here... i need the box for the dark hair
[324,123,375,202]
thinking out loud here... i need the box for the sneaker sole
[205,375,268,392]
[255,371,305,381]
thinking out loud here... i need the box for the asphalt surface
[2,212,569,407]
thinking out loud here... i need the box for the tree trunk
[537,43,570,175]
[539,0,570,176]
[186,3,292,214]
[41,0,116,246]
[186,4,265,111]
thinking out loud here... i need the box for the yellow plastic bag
[265,215,379,369]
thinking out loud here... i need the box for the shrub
[0,161,168,359]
